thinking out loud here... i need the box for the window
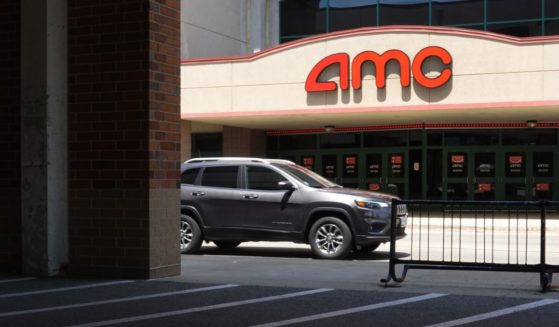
[181,168,200,185]
[432,0,484,26]
[487,0,541,22]
[329,0,376,32]
[320,133,360,149]
[379,0,429,26]
[246,166,286,190]
[280,0,326,38]
[502,129,557,146]
[201,166,239,188]
[364,131,407,147]
[444,130,499,146]
[279,134,317,150]
[487,21,542,37]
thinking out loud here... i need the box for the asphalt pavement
[3,242,559,326]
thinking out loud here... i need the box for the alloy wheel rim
[315,223,343,255]
[180,220,193,250]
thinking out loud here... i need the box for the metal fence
[381,199,559,292]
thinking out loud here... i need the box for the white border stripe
[252,293,446,327]
[0,284,238,317]
[426,299,559,327]
[68,288,333,327]
[0,280,133,298]
[0,277,36,284]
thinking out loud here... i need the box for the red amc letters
[305,46,452,92]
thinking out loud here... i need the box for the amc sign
[305,46,452,92]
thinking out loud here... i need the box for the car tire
[309,217,353,259]
[357,242,380,253]
[214,241,241,249]
[180,214,203,254]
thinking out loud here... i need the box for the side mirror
[278,180,296,190]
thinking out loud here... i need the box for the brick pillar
[223,126,266,157]
[0,1,21,273]
[68,0,181,278]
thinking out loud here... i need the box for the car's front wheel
[180,214,203,254]
[309,217,352,259]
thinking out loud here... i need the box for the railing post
[540,201,550,291]
[381,198,399,285]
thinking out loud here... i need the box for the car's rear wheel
[214,241,241,249]
[357,242,380,253]
[309,217,352,259]
[180,214,203,254]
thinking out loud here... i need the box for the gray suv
[180,157,407,259]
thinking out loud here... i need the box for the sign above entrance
[305,46,452,92]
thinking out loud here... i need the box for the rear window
[181,168,200,185]
[201,166,239,188]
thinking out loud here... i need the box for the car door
[241,165,303,238]
[191,164,245,237]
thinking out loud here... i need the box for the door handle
[243,194,259,199]
[191,191,206,197]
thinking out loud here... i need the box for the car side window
[201,166,239,188]
[246,166,286,191]
[181,168,200,185]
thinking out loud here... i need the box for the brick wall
[68,0,180,278]
[0,1,21,273]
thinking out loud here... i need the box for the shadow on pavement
[192,244,409,261]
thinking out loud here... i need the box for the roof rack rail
[184,157,295,165]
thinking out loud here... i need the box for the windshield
[273,163,340,189]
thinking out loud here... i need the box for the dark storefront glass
[366,153,383,178]
[534,183,553,200]
[505,152,525,178]
[487,21,543,37]
[487,0,541,22]
[320,132,360,149]
[431,0,484,26]
[267,135,278,152]
[448,153,468,177]
[502,129,557,146]
[322,154,338,178]
[427,149,443,199]
[427,131,443,146]
[343,154,359,178]
[409,130,422,146]
[279,134,317,150]
[506,183,527,201]
[547,1,559,18]
[379,0,429,25]
[545,20,559,36]
[474,152,495,177]
[191,133,223,157]
[364,131,408,147]
[280,0,327,37]
[447,183,468,200]
[445,130,499,146]
[475,183,495,201]
[533,152,554,177]
[329,0,376,31]
[388,153,405,178]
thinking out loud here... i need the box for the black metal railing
[381,199,559,292]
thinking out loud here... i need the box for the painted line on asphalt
[0,280,133,299]
[251,293,446,327]
[68,288,333,327]
[0,284,238,317]
[0,277,36,284]
[426,299,559,327]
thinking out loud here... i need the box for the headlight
[355,200,389,209]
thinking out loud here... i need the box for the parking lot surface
[3,242,559,326]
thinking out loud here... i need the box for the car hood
[318,187,398,202]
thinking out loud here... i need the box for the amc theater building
[180,0,559,202]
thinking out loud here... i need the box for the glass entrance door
[365,151,407,198]
[504,150,555,201]
[443,150,498,200]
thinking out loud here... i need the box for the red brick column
[0,1,21,273]
[68,0,181,278]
